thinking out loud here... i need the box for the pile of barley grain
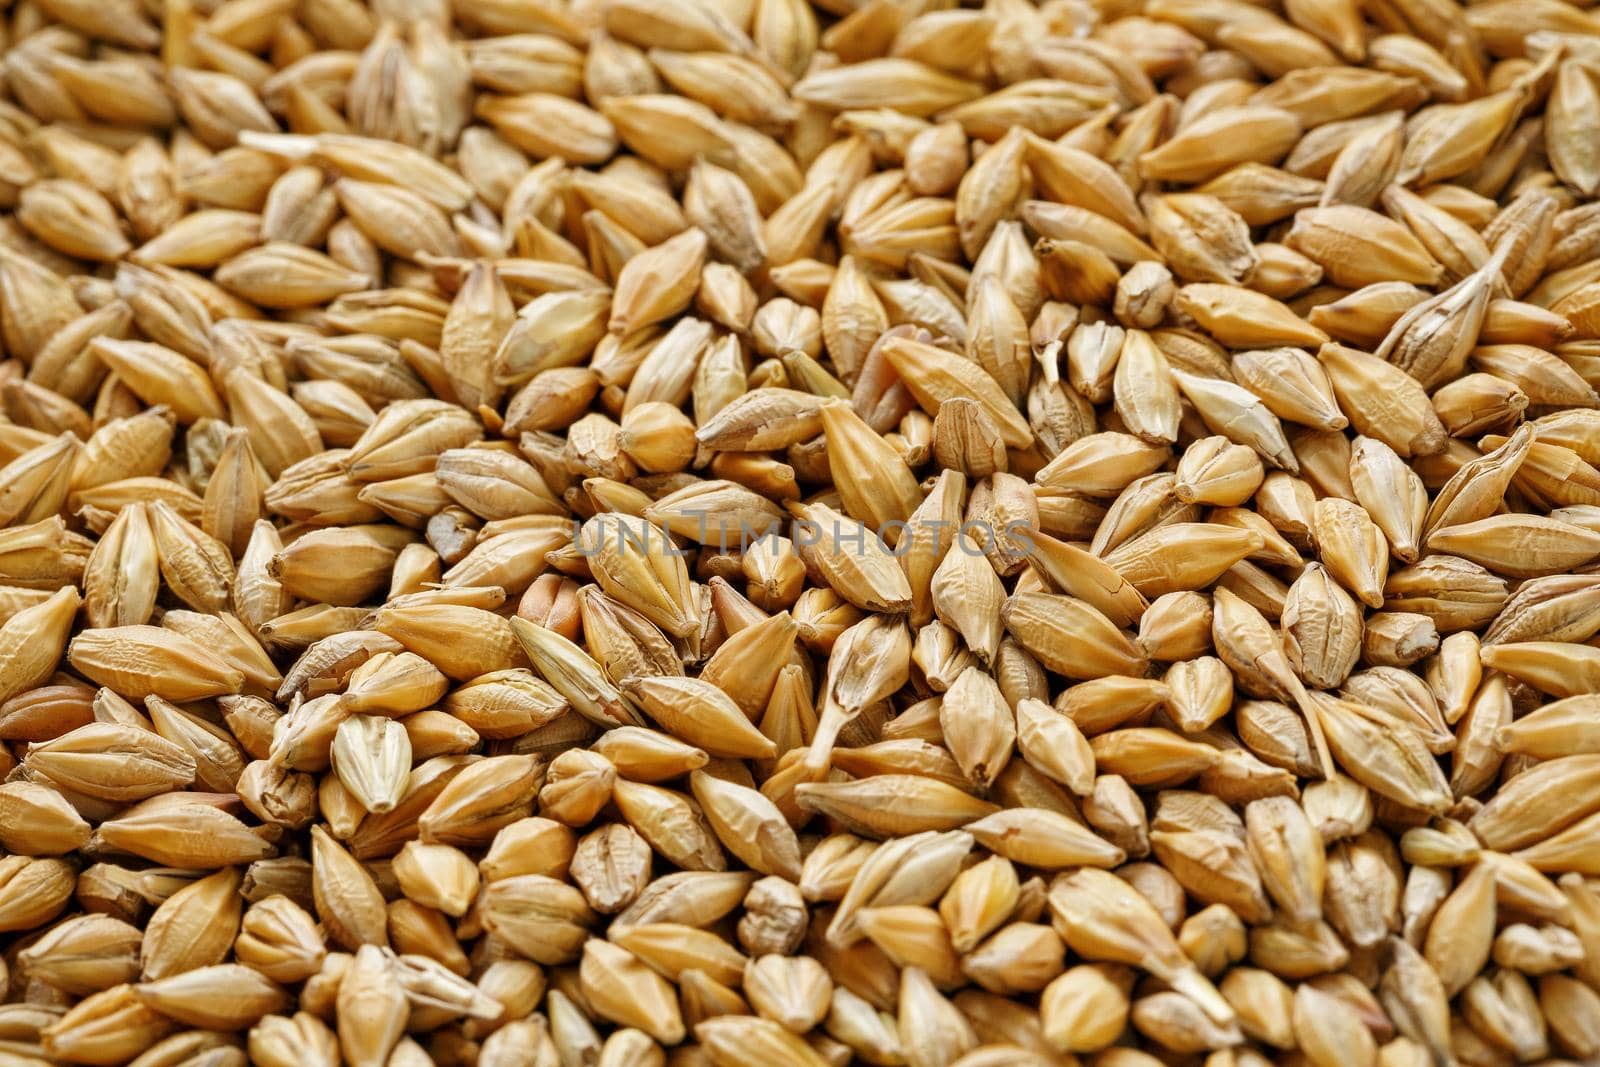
[0,0,1597,1063]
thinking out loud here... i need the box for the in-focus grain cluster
[0,0,1597,1064]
